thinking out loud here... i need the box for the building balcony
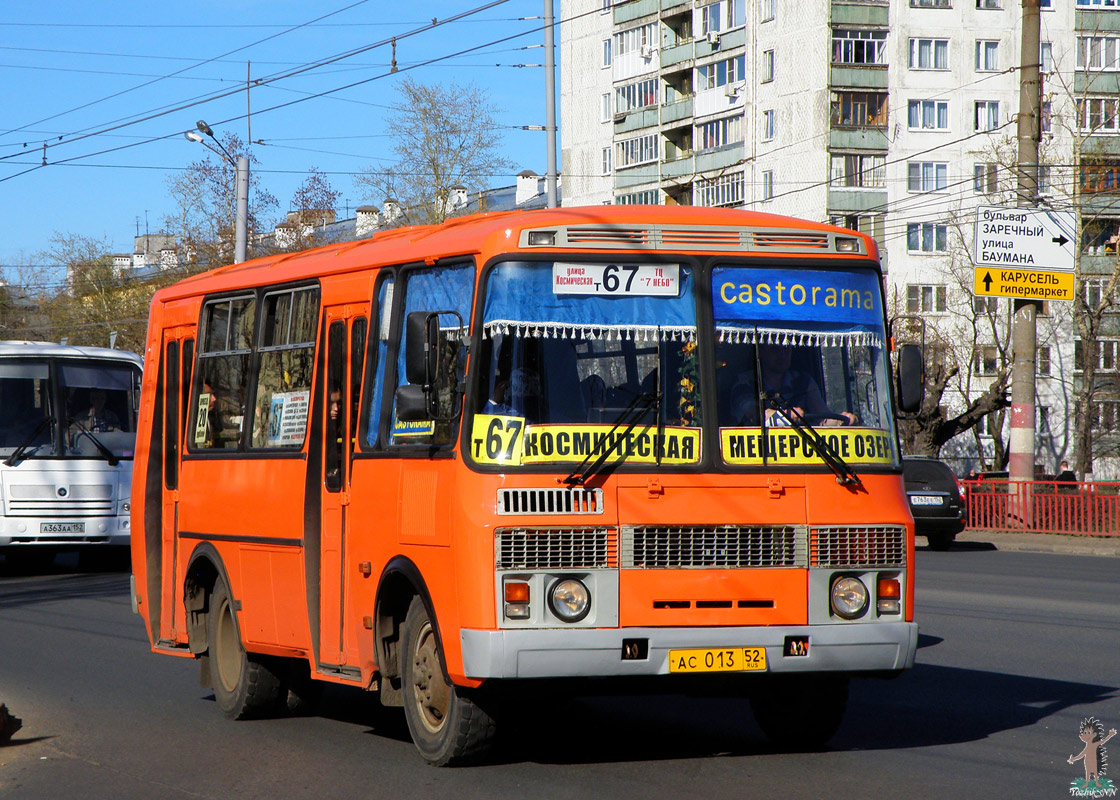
[614,107,660,133]
[830,64,889,90]
[827,188,888,213]
[695,144,743,173]
[660,41,694,70]
[831,2,889,25]
[660,155,695,180]
[694,26,746,60]
[661,98,694,125]
[1074,71,1120,96]
[661,0,691,13]
[614,0,658,24]
[830,127,889,150]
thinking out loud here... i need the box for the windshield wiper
[562,389,658,486]
[4,416,55,467]
[763,391,863,489]
[68,417,119,466]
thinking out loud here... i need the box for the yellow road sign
[973,266,1074,301]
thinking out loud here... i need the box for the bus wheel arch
[373,557,436,706]
[183,544,224,657]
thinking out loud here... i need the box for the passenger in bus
[198,384,224,448]
[326,387,343,485]
[483,367,539,419]
[71,388,121,433]
[732,344,856,427]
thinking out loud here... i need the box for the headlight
[548,578,590,623]
[830,576,868,619]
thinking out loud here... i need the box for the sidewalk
[951,529,1120,557]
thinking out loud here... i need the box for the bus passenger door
[318,307,367,668]
[160,329,193,643]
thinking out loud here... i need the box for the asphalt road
[0,543,1117,799]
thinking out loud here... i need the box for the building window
[976,40,1000,71]
[615,133,658,169]
[697,56,746,90]
[974,163,999,193]
[1084,278,1116,308]
[601,147,612,175]
[830,154,886,188]
[613,23,657,59]
[831,30,888,65]
[911,0,951,6]
[908,161,949,191]
[830,91,888,127]
[908,99,949,130]
[1076,339,1120,371]
[974,295,999,314]
[908,284,948,313]
[615,189,660,205]
[1077,0,1120,6]
[762,49,775,82]
[1092,400,1120,433]
[761,0,775,22]
[975,101,1000,132]
[1041,42,1053,73]
[909,38,950,70]
[1080,160,1120,193]
[1077,36,1120,71]
[972,345,999,375]
[602,39,612,67]
[907,223,948,252]
[700,0,746,34]
[762,109,775,141]
[1077,98,1120,133]
[697,115,744,150]
[601,93,612,122]
[1038,346,1051,376]
[977,0,1001,8]
[695,172,744,207]
[829,214,885,241]
[762,170,774,200]
[615,78,658,114]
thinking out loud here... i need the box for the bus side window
[366,275,394,449]
[193,295,256,451]
[388,263,474,447]
[350,318,367,455]
[164,341,179,489]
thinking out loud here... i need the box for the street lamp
[184,119,249,264]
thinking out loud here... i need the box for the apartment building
[561,0,1120,477]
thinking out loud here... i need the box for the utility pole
[544,0,558,208]
[1010,0,1042,514]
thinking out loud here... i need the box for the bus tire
[926,532,953,551]
[207,577,284,720]
[400,596,497,766]
[750,674,848,749]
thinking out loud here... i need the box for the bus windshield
[0,359,140,460]
[470,260,701,468]
[712,264,899,468]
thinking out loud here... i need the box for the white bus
[0,341,142,570]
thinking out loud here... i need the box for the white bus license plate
[40,522,85,534]
[910,495,944,507]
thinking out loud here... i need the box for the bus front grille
[495,527,617,570]
[809,526,907,568]
[496,487,603,515]
[5,483,115,517]
[621,525,807,569]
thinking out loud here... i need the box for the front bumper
[461,621,918,679]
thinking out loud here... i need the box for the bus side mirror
[896,344,924,414]
[404,311,439,386]
[395,383,429,421]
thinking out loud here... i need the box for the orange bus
[131,205,923,765]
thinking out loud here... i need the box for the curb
[951,530,1120,558]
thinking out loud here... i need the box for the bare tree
[355,77,515,225]
[277,167,344,251]
[164,133,277,270]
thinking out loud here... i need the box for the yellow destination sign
[469,416,702,466]
[720,427,895,466]
[973,267,1073,301]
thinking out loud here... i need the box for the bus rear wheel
[400,596,497,766]
[207,577,284,719]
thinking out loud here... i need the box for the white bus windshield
[0,359,140,461]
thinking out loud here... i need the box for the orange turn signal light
[877,577,900,598]
[505,581,530,603]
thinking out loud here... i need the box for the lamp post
[185,120,248,264]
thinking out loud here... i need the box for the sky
[0,0,560,278]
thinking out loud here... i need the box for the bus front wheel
[400,596,497,766]
[207,577,284,719]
